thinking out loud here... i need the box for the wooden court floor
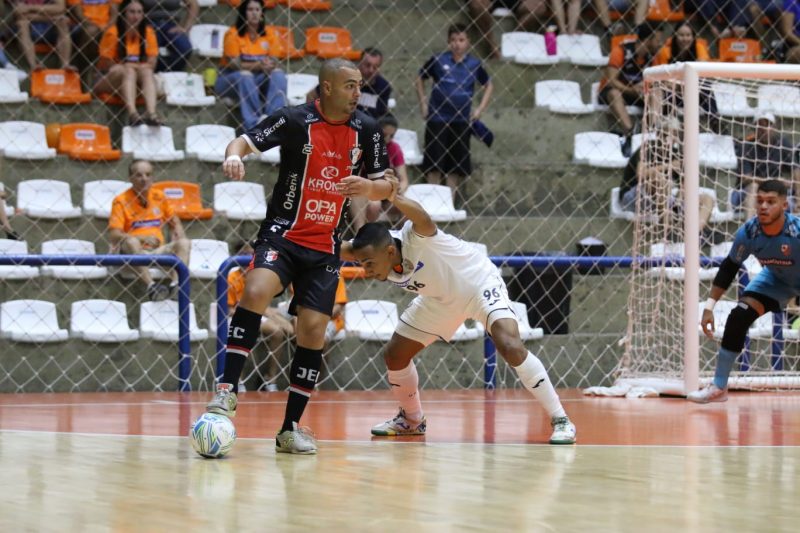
[1,389,799,531]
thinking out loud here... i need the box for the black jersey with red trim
[241,101,389,254]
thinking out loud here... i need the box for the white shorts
[395,272,517,347]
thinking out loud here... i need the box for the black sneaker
[146,281,170,301]
[5,230,20,240]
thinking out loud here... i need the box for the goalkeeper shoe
[206,383,237,418]
[687,384,728,404]
[371,408,427,436]
[549,416,576,445]
[275,423,317,455]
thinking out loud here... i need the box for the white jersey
[387,221,496,304]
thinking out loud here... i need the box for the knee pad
[720,302,761,352]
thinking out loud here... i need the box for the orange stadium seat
[58,123,121,161]
[718,38,763,63]
[646,0,685,22]
[266,26,306,59]
[340,266,366,279]
[45,123,61,149]
[304,27,361,60]
[152,181,213,220]
[610,34,637,50]
[30,69,92,104]
[285,0,331,11]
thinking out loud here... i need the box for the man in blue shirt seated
[306,47,392,119]
[415,23,493,201]
[691,179,800,403]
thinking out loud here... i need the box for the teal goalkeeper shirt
[729,213,800,289]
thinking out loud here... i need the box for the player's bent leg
[275,306,328,455]
[372,333,427,436]
[490,318,576,444]
[207,268,285,417]
[688,297,764,404]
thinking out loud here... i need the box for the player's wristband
[704,298,717,311]
[225,154,242,164]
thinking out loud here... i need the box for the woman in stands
[214,0,287,131]
[94,0,162,126]
[653,22,710,65]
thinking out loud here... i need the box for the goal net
[622,62,800,395]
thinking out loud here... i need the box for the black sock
[222,306,263,393]
[281,345,323,432]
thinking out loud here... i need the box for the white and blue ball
[189,413,237,458]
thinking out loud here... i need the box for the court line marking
[1,429,799,449]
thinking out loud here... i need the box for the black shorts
[599,85,644,107]
[742,291,782,314]
[249,234,340,317]
[423,120,472,177]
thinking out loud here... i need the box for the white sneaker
[206,383,237,418]
[687,384,728,404]
[265,383,279,392]
[371,408,426,436]
[549,416,576,445]
[275,422,317,454]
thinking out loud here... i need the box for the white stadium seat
[0,121,56,159]
[82,180,131,218]
[213,181,267,220]
[0,68,29,103]
[189,24,227,58]
[0,238,39,279]
[510,301,544,341]
[345,299,398,341]
[647,241,718,281]
[404,184,466,222]
[573,132,628,168]
[185,124,235,163]
[189,239,230,279]
[535,80,593,114]
[70,299,140,342]
[40,239,108,279]
[698,134,737,170]
[158,72,215,107]
[757,84,800,118]
[557,34,607,66]
[139,301,208,342]
[17,179,82,218]
[712,82,755,117]
[287,73,318,106]
[501,32,560,65]
[393,128,423,166]
[122,125,185,161]
[0,299,68,343]
[451,321,485,341]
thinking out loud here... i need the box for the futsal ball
[189,413,237,459]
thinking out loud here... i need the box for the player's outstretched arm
[391,194,436,237]
[222,137,254,181]
[340,240,356,262]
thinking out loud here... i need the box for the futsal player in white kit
[338,176,576,444]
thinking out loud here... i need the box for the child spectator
[139,0,196,72]
[94,0,162,126]
[214,0,287,131]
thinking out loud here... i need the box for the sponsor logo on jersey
[372,133,381,168]
[320,166,339,179]
[283,172,298,210]
[265,250,279,262]
[322,150,342,159]
[303,198,337,223]
[254,116,286,143]
[307,177,341,193]
[303,144,313,154]
[130,219,161,229]
[349,147,362,168]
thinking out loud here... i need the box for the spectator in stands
[416,23,493,201]
[686,0,749,39]
[108,159,190,301]
[467,0,548,58]
[598,22,663,153]
[653,22,709,64]
[306,47,392,119]
[0,41,28,79]
[228,240,295,392]
[779,0,800,63]
[11,0,76,72]
[68,0,119,75]
[140,0,197,72]
[94,0,162,126]
[215,0,287,131]
[0,187,20,240]
[552,0,612,36]
[618,124,715,238]
[606,0,647,28]
[734,112,795,218]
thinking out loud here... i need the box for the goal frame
[630,62,800,395]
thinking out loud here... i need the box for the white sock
[514,351,566,419]
[387,362,423,421]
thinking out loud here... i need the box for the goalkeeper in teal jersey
[690,179,800,403]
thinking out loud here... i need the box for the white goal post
[622,62,800,396]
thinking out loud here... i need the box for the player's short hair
[352,223,393,251]
[448,23,467,39]
[128,159,152,176]
[379,114,398,130]
[319,58,358,83]
[361,47,383,60]
[758,179,788,197]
